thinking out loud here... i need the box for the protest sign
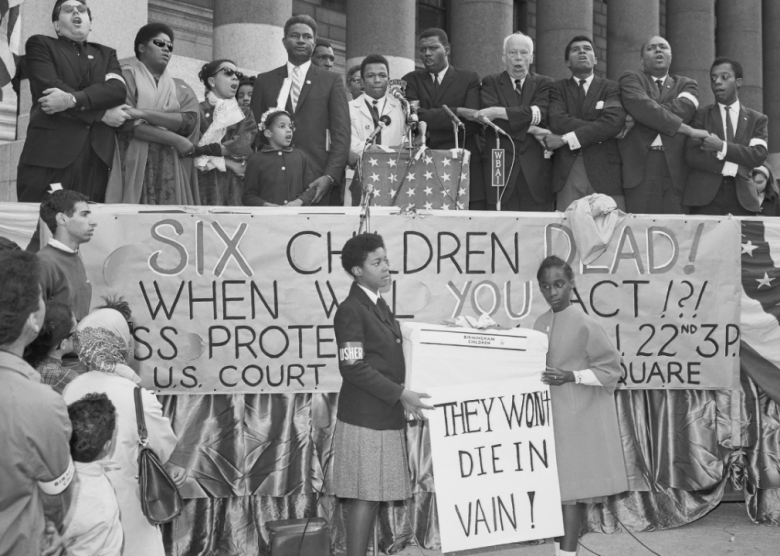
[80,207,740,394]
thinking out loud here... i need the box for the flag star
[457,201,465,209]
[440,203,450,210]
[372,188,381,197]
[424,171,434,180]
[406,172,416,181]
[389,188,397,198]
[742,241,758,256]
[388,173,397,183]
[441,172,451,182]
[424,155,433,164]
[459,187,467,196]
[424,201,433,210]
[757,272,775,289]
[441,188,450,196]
[442,157,451,167]
[406,203,415,211]
[406,187,416,197]
[368,157,378,167]
[461,172,469,181]
[424,186,433,196]
[387,158,397,167]
[370,172,380,182]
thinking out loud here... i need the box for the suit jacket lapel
[735,104,749,144]
[296,65,318,111]
[500,72,518,107]
[52,39,81,82]
[520,73,535,107]
[711,104,725,140]
[582,76,601,114]
[434,66,455,105]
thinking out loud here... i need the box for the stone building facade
[2,0,779,198]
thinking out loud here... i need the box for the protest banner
[79,206,740,394]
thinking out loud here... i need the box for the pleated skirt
[332,420,412,502]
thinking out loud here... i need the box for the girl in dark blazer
[332,233,430,556]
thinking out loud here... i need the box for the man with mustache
[251,15,349,206]
[683,57,768,215]
[402,28,485,210]
[618,35,708,214]
[16,0,128,206]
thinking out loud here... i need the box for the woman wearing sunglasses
[194,60,257,206]
[105,23,201,205]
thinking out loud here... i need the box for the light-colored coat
[348,93,407,161]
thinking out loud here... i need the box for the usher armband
[338,342,364,365]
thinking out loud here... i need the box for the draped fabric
[160,374,780,555]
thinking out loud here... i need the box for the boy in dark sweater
[38,191,97,321]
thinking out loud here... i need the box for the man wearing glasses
[251,15,350,206]
[346,65,364,100]
[16,0,128,207]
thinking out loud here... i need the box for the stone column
[536,0,593,80]
[716,0,762,112]
[450,0,513,77]
[213,0,291,73]
[666,0,715,105]
[345,0,415,80]
[764,0,780,172]
[607,0,659,80]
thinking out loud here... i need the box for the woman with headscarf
[195,59,257,205]
[752,165,780,216]
[105,23,201,205]
[63,307,183,556]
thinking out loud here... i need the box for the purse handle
[133,386,149,447]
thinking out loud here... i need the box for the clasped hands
[541,366,575,387]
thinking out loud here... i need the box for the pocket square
[596,100,604,109]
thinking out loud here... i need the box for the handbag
[134,386,183,525]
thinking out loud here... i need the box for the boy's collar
[260,145,294,153]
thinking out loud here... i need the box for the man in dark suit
[250,15,349,206]
[17,0,128,204]
[476,32,553,211]
[544,36,626,211]
[618,35,709,214]
[683,57,768,215]
[402,28,485,210]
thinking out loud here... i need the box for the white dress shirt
[357,283,381,304]
[430,65,449,85]
[562,73,595,150]
[49,238,78,254]
[286,60,312,110]
[716,100,740,177]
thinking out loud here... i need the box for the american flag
[359,146,470,210]
[0,0,23,102]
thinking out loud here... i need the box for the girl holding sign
[332,233,432,556]
[533,256,628,556]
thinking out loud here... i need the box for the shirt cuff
[530,105,541,126]
[562,132,581,150]
[38,458,75,495]
[677,92,699,108]
[575,369,601,386]
[717,141,728,160]
[750,138,768,149]
[722,161,739,177]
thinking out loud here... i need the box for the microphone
[442,104,465,128]
[390,88,406,102]
[480,116,510,137]
[418,121,427,146]
[366,115,392,144]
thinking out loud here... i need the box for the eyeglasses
[506,50,531,59]
[349,77,363,84]
[217,67,244,79]
[61,4,88,15]
[151,38,174,52]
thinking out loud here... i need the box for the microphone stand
[496,131,502,212]
[452,120,459,152]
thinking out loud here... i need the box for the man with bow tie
[618,35,709,214]
[544,36,626,211]
[16,0,128,206]
[683,57,768,215]
[476,32,554,211]
[250,15,349,206]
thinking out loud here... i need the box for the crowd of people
[13,0,776,216]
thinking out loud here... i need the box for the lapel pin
[88,55,94,59]
[306,80,311,85]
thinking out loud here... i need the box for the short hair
[198,59,237,91]
[0,252,42,346]
[711,56,743,79]
[52,0,91,23]
[284,15,317,38]
[564,35,594,61]
[95,295,132,322]
[134,23,175,59]
[341,233,385,277]
[361,54,390,78]
[0,236,20,252]
[639,35,669,56]
[39,190,88,234]
[23,301,74,369]
[315,38,332,49]
[68,393,116,463]
[347,64,361,80]
[419,27,449,47]
[238,75,255,89]
[503,32,533,54]
[536,255,575,281]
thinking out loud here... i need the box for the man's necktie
[75,42,89,90]
[576,78,586,117]
[514,79,523,103]
[725,105,735,143]
[432,73,440,95]
[291,66,301,111]
[376,297,391,322]
[369,99,382,144]
[655,78,664,96]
